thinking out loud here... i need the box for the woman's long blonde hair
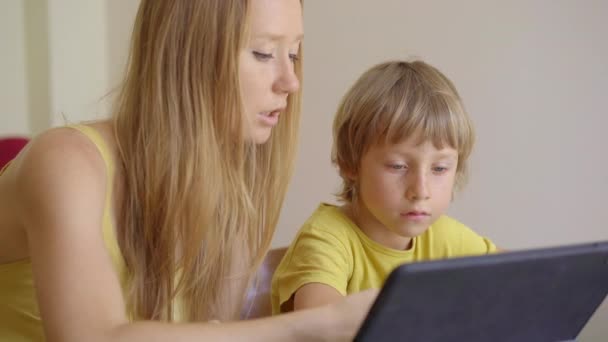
[112,0,302,321]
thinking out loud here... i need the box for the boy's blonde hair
[332,60,474,203]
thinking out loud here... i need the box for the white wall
[2,0,115,137]
[0,1,29,136]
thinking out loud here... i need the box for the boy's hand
[325,288,379,341]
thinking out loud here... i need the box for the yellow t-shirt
[271,203,497,314]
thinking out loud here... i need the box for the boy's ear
[342,168,358,181]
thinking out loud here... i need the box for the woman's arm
[16,129,376,342]
[109,290,376,342]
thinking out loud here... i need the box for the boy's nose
[406,172,430,201]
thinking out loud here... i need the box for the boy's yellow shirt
[271,203,497,314]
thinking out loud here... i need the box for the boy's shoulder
[423,215,497,256]
[423,215,474,241]
[429,215,471,232]
[298,203,359,242]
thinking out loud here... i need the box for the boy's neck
[340,203,413,251]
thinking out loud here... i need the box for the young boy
[271,60,499,314]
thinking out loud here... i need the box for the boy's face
[351,137,458,250]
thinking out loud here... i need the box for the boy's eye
[289,53,300,63]
[253,51,273,61]
[389,164,407,170]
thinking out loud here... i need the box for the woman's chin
[250,127,273,145]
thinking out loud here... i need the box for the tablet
[355,241,608,342]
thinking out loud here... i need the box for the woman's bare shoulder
[12,125,112,229]
[16,126,106,176]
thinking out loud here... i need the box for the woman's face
[239,0,303,144]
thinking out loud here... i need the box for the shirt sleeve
[272,225,352,313]
[431,216,498,257]
[452,222,498,255]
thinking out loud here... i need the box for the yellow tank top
[0,125,126,342]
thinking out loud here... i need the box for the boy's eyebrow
[433,151,458,159]
[385,150,458,160]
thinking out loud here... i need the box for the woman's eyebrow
[252,32,304,42]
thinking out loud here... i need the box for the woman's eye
[289,53,300,63]
[253,51,273,61]
[433,166,448,173]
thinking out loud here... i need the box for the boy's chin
[394,224,430,239]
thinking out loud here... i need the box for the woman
[0,1,376,341]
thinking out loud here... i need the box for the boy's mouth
[401,210,430,219]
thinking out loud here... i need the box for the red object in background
[0,137,29,169]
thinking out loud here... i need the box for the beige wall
[106,0,140,89]
[1,0,606,339]
[46,0,111,126]
[279,0,608,250]
[279,1,608,340]
[24,0,51,133]
[0,1,29,136]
